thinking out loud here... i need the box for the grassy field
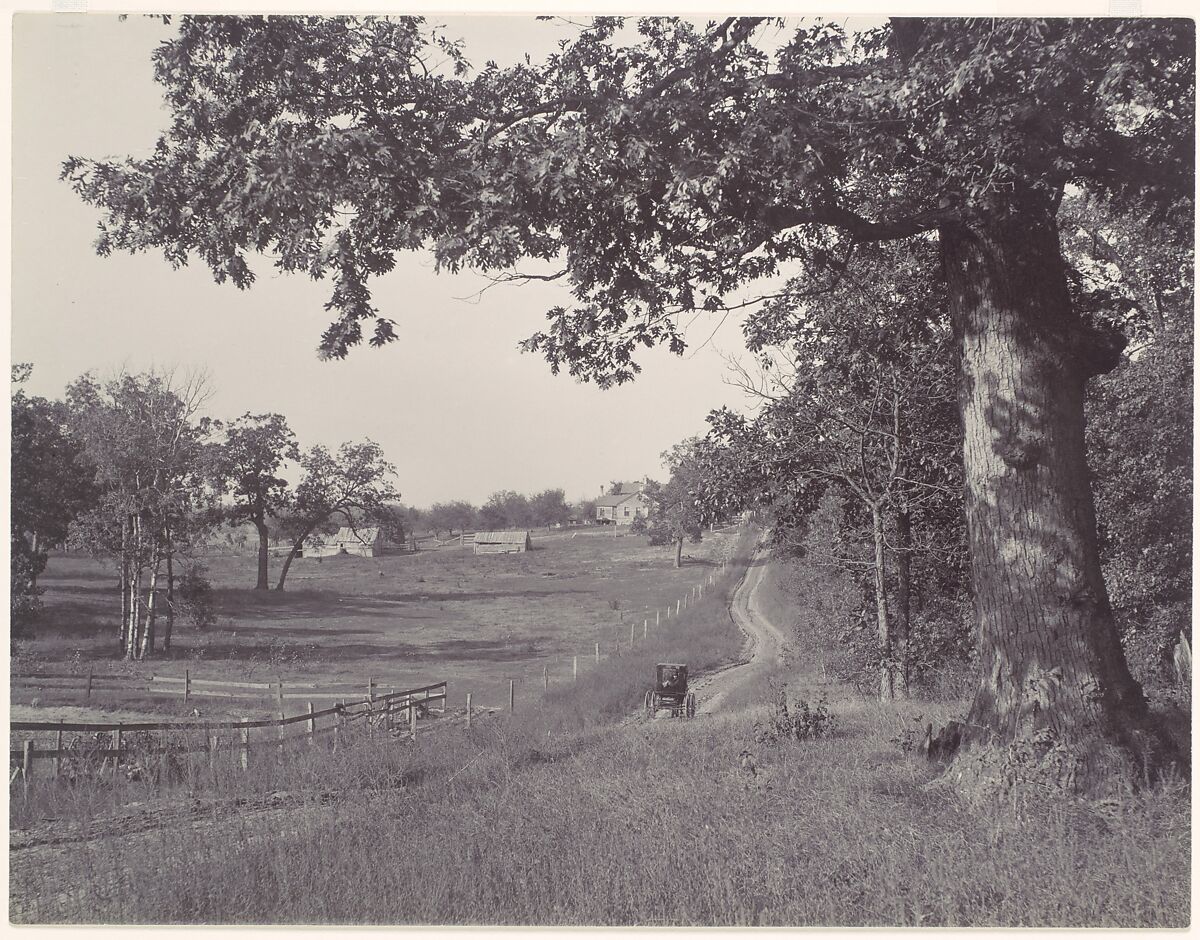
[9,535,1190,927]
[67,707,1185,927]
[13,528,739,720]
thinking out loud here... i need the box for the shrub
[754,679,836,745]
[178,563,216,630]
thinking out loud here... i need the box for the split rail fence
[10,681,446,794]
[13,671,429,705]
[11,533,749,793]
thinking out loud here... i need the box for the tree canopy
[61,15,1195,788]
[216,412,299,589]
[62,17,1192,372]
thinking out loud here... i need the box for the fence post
[22,740,32,797]
[595,642,600,664]
[410,702,418,739]
[113,724,123,780]
[656,610,660,628]
[208,732,218,779]
[676,599,681,616]
[277,711,285,757]
[643,619,648,640]
[184,668,190,703]
[630,622,635,646]
[307,701,316,746]
[276,677,285,710]
[86,670,93,702]
[543,665,549,691]
[466,692,472,729]
[573,656,578,682]
[240,720,250,772]
[386,688,395,732]
[55,722,64,780]
[368,676,375,703]
[508,679,515,713]
[440,683,447,715]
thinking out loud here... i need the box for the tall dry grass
[10,527,1191,927]
[16,694,1188,926]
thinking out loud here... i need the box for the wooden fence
[10,681,446,791]
[13,671,427,706]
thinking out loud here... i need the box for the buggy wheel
[685,692,696,719]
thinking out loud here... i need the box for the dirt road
[690,545,788,715]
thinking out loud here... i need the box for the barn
[309,526,385,558]
[473,530,533,554]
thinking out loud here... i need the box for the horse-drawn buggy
[644,663,697,719]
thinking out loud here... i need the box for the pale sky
[11,13,765,507]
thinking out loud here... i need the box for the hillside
[9,532,1190,926]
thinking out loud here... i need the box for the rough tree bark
[940,202,1169,791]
[674,537,684,569]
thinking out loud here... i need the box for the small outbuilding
[473,530,533,554]
[310,526,385,558]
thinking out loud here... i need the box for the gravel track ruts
[690,544,786,715]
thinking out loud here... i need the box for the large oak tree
[63,16,1193,789]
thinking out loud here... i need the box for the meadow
[9,528,1190,927]
[13,527,738,721]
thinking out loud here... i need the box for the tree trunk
[141,559,160,660]
[674,537,683,569]
[940,204,1168,791]
[164,547,175,654]
[895,508,912,699]
[126,514,142,660]
[253,516,271,590]
[120,516,131,655]
[28,532,41,590]
[127,567,142,660]
[276,523,317,591]
[870,505,894,701]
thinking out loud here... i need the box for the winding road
[691,544,788,715]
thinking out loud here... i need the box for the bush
[178,563,216,630]
[754,679,836,745]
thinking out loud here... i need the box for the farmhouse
[595,480,651,524]
[308,526,385,558]
[473,530,533,554]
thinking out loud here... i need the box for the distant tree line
[398,489,598,539]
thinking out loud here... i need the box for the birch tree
[67,370,218,659]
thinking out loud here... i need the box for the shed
[309,526,384,558]
[473,530,533,554]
